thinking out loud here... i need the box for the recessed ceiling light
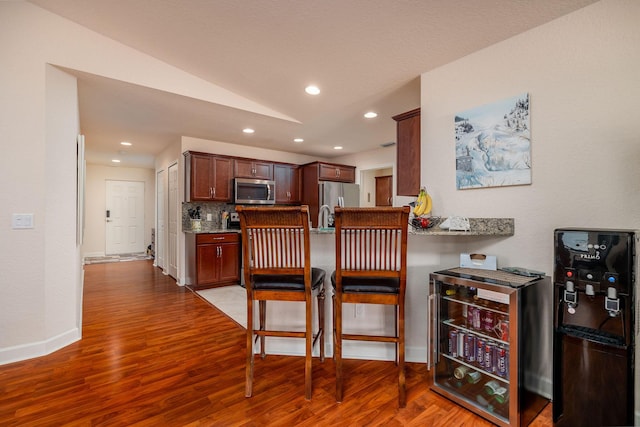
[334,146,343,150]
[364,112,378,119]
[120,141,132,146]
[305,85,320,95]
[243,128,255,134]
[111,159,121,163]
[294,138,304,143]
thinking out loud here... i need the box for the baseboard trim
[83,251,105,258]
[0,328,81,366]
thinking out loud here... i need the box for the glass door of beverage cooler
[432,281,513,425]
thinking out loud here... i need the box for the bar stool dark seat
[236,205,326,400]
[332,206,410,407]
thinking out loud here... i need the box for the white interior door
[106,180,145,255]
[156,170,166,270]
[168,162,178,279]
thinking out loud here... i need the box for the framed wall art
[455,93,531,190]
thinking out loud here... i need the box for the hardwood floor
[0,261,553,426]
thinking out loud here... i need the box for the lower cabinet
[186,233,240,289]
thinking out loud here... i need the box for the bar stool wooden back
[236,205,326,400]
[332,206,410,407]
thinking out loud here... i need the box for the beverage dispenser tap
[604,273,621,316]
[564,280,578,310]
[605,286,620,316]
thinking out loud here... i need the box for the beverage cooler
[553,229,638,426]
[429,269,550,427]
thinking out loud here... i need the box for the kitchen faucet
[318,205,331,229]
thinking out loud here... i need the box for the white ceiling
[29,0,597,168]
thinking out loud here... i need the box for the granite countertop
[410,217,514,236]
[311,218,514,237]
[184,218,514,237]
[183,227,241,234]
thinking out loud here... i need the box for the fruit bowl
[410,216,435,230]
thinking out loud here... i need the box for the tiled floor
[84,253,153,264]
[197,285,247,328]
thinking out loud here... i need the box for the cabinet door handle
[213,187,216,197]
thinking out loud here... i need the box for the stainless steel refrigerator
[318,181,359,225]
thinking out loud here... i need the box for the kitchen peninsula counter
[312,217,514,236]
[184,217,516,363]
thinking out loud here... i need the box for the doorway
[156,169,166,270]
[105,180,145,255]
[360,167,394,207]
[167,162,179,279]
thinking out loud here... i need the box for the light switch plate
[12,213,34,229]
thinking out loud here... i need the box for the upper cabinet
[274,163,300,204]
[392,108,421,196]
[184,152,232,202]
[234,159,273,180]
[315,162,356,183]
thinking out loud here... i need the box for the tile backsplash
[182,202,235,231]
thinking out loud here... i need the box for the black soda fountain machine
[553,228,638,426]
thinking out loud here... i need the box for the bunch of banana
[413,187,432,217]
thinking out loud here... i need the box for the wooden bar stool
[332,206,410,407]
[236,205,326,400]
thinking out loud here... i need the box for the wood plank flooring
[0,261,553,426]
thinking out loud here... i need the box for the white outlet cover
[12,213,34,229]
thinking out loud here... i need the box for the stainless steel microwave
[234,178,275,205]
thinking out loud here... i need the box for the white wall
[83,164,156,257]
[0,31,81,361]
[421,0,640,273]
[0,1,270,364]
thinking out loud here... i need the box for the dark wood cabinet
[392,108,421,196]
[274,163,300,204]
[186,233,240,289]
[234,159,273,180]
[317,162,355,182]
[300,161,356,227]
[375,175,393,206]
[184,152,232,202]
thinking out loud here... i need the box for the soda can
[483,310,495,333]
[466,370,482,384]
[454,365,470,380]
[465,334,476,363]
[449,330,458,357]
[476,338,485,367]
[457,332,465,359]
[473,308,482,330]
[484,341,495,373]
[497,346,508,377]
[500,320,509,341]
